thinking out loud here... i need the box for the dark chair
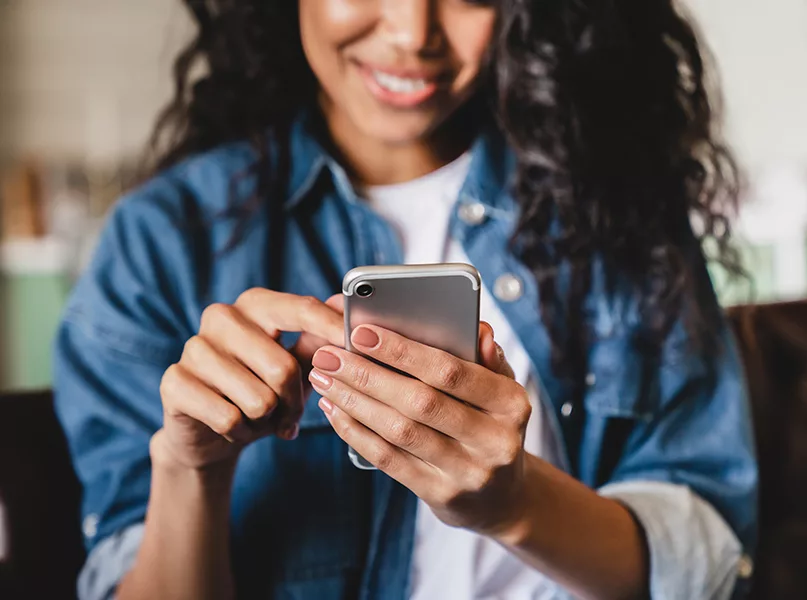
[0,390,85,599]
[0,302,806,598]
[727,301,807,599]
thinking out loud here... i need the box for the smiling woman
[299,0,495,156]
[54,1,757,600]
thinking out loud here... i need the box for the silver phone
[342,263,481,470]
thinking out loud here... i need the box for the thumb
[325,293,344,314]
[479,322,515,380]
[292,294,346,374]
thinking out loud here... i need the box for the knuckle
[245,391,276,420]
[298,295,322,325]
[388,418,419,448]
[214,407,243,437]
[340,389,360,413]
[466,466,495,493]
[436,359,464,390]
[267,352,301,388]
[498,436,522,467]
[201,302,235,330]
[352,364,373,390]
[372,445,396,471]
[277,352,302,380]
[235,287,262,308]
[410,388,440,421]
[182,336,208,364]
[490,431,522,468]
[387,340,408,365]
[510,390,532,426]
[160,364,183,399]
[300,295,321,311]
[215,407,244,437]
[433,485,459,507]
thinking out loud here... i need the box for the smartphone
[342,263,481,470]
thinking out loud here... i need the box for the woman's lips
[356,63,443,109]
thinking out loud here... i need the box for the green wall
[1,274,70,391]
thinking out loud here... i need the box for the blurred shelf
[0,237,70,276]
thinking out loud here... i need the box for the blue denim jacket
[54,117,758,599]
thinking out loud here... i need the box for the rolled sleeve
[78,523,145,600]
[600,480,750,600]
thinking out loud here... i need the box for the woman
[55,1,757,599]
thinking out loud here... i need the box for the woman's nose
[380,0,443,55]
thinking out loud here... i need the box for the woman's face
[299,0,497,146]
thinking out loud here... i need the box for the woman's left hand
[309,322,532,537]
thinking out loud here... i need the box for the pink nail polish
[313,350,342,372]
[319,397,334,414]
[309,369,333,389]
[352,326,380,349]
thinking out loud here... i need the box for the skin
[118,2,648,599]
[300,0,497,185]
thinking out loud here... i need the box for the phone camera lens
[356,283,374,298]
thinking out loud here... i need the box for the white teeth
[372,70,428,94]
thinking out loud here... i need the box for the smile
[358,63,442,109]
[371,70,429,94]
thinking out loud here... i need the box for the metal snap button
[458,202,487,226]
[83,513,100,539]
[737,554,754,579]
[493,274,523,302]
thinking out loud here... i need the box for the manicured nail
[309,369,333,390]
[318,397,334,415]
[313,350,341,372]
[352,326,380,349]
[279,423,300,441]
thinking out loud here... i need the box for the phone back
[343,264,481,363]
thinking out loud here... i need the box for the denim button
[83,513,99,538]
[493,274,523,302]
[458,202,487,226]
[737,554,754,579]
[560,402,574,418]
[586,373,597,387]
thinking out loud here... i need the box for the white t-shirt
[363,154,564,600]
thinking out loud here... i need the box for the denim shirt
[54,117,758,600]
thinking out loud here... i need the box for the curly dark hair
[150,0,741,383]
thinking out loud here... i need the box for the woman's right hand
[153,290,345,470]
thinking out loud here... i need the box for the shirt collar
[283,110,518,217]
[459,125,518,217]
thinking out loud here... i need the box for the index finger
[348,324,509,410]
[235,289,345,347]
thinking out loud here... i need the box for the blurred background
[0,0,805,391]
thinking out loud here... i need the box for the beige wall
[0,0,192,166]
[686,0,807,171]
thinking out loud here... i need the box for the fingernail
[352,326,380,349]
[279,423,300,441]
[309,369,333,390]
[313,350,341,372]
[318,397,334,415]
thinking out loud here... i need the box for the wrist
[150,429,238,491]
[490,454,543,548]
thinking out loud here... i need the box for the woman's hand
[154,290,344,470]
[309,322,533,537]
